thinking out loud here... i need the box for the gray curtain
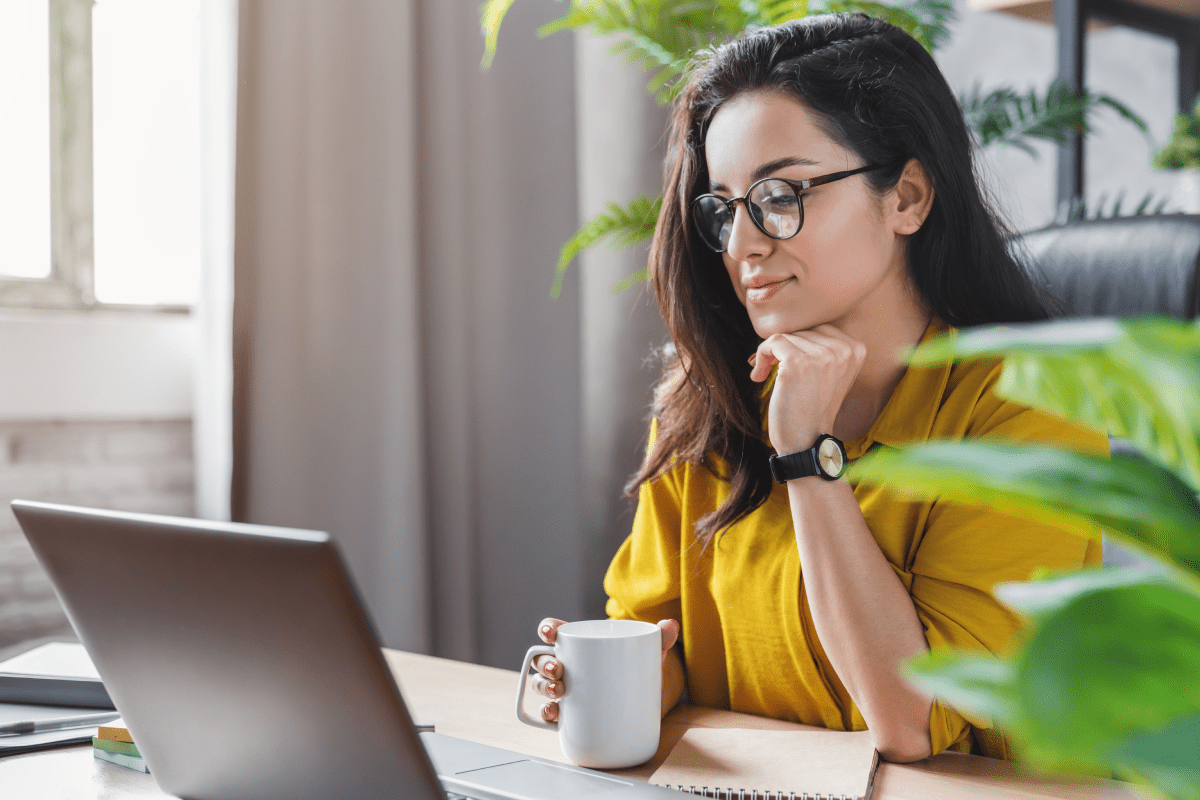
[232,0,664,668]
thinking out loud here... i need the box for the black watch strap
[768,434,847,483]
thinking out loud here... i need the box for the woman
[529,13,1104,762]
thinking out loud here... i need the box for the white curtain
[575,33,669,618]
[194,0,238,524]
[227,0,664,666]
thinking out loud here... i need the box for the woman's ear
[890,159,935,235]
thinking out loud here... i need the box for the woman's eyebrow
[751,155,820,182]
[709,155,821,192]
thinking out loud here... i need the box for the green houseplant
[849,316,1200,800]
[482,0,1148,296]
[1153,97,1200,171]
[1153,98,1200,215]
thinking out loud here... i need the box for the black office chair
[1014,214,1200,566]
[1018,214,1200,320]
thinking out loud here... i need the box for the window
[0,0,201,311]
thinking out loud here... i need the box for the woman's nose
[724,202,771,262]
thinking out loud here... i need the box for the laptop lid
[12,499,445,800]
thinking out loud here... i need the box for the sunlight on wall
[93,0,201,306]
[0,0,52,280]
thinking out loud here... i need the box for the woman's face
[702,91,914,339]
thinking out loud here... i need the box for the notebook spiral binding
[656,788,854,800]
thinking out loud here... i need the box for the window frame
[0,0,190,315]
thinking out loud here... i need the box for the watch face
[818,437,845,477]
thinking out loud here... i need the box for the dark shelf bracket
[1055,0,1200,208]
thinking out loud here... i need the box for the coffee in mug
[515,619,661,768]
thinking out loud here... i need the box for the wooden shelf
[970,0,1200,24]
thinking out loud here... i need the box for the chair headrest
[1016,215,1200,319]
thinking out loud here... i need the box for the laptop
[11,500,678,800]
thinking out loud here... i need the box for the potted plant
[1153,97,1200,213]
[849,316,1200,799]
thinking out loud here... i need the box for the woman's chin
[750,312,814,339]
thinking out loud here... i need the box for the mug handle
[516,644,557,730]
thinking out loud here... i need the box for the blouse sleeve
[912,397,1107,757]
[604,422,685,626]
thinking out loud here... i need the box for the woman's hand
[749,323,867,455]
[530,617,681,723]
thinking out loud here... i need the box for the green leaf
[904,573,1200,777]
[1155,98,1200,170]
[1013,580,1200,772]
[898,0,956,51]
[552,195,663,298]
[904,648,1019,728]
[903,318,1200,491]
[993,566,1183,618]
[1110,712,1200,800]
[848,442,1200,572]
[612,267,649,293]
[961,82,1149,158]
[534,0,739,103]
[817,0,944,52]
[480,0,522,69]
[752,0,810,26]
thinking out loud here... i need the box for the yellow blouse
[604,318,1105,759]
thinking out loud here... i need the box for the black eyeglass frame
[690,163,887,253]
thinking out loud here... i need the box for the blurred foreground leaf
[907,571,1200,780]
[905,318,1200,490]
[1109,712,1200,800]
[848,442,1200,572]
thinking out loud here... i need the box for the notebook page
[650,728,879,799]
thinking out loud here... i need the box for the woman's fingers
[748,348,780,382]
[531,673,564,699]
[658,619,680,655]
[533,654,561,680]
[540,702,559,723]
[533,617,567,679]
[537,617,567,644]
[748,324,865,378]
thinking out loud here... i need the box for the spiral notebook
[649,728,879,800]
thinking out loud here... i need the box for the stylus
[0,711,121,737]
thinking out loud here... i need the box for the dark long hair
[628,13,1054,545]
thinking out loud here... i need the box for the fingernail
[547,681,558,695]
[545,660,557,674]
[540,624,552,636]
[747,353,757,366]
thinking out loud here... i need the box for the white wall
[0,310,197,653]
[0,312,196,420]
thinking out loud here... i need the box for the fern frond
[961,82,1148,158]
[480,0,521,69]
[1055,191,1171,223]
[807,0,950,51]
[536,0,743,102]
[754,0,810,26]
[551,195,664,299]
[899,0,955,50]
[612,268,650,293]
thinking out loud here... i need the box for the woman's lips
[744,277,793,304]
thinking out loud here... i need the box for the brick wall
[0,420,194,654]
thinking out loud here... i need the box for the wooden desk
[0,649,1144,799]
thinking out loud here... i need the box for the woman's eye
[763,193,799,210]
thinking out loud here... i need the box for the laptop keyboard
[445,793,476,800]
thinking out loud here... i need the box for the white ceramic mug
[516,619,662,769]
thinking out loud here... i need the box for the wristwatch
[769,434,848,483]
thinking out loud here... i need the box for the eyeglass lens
[693,179,803,252]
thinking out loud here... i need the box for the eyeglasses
[690,164,886,253]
